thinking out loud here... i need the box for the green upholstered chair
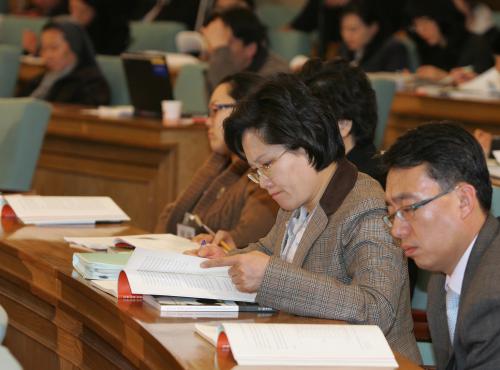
[0,15,47,45]
[0,44,21,97]
[268,29,312,62]
[492,186,500,216]
[0,98,51,192]
[173,63,208,115]
[369,77,396,149]
[398,35,420,73]
[96,55,130,106]
[128,21,186,53]
[256,3,301,29]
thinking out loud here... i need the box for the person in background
[202,7,288,92]
[197,73,420,363]
[155,72,278,249]
[17,19,110,106]
[407,0,493,83]
[384,122,500,369]
[339,0,409,72]
[69,0,130,55]
[452,0,499,47]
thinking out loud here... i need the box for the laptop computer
[121,52,174,117]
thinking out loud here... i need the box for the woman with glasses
[155,72,278,249]
[199,73,421,363]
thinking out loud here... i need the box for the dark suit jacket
[427,214,500,370]
[19,65,110,107]
[340,35,409,73]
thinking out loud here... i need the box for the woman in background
[155,72,278,249]
[18,19,110,106]
[339,0,409,72]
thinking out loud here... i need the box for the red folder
[117,271,143,300]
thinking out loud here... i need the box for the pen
[187,213,232,252]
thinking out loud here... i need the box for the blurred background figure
[155,72,278,249]
[452,0,499,47]
[17,19,110,106]
[68,0,130,55]
[339,0,409,72]
[202,7,288,92]
[18,0,68,16]
[407,0,493,83]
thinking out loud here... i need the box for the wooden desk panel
[32,105,210,231]
[0,223,423,370]
[385,92,500,149]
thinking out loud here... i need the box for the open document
[4,195,130,225]
[122,247,256,302]
[196,323,397,368]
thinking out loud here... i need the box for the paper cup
[162,100,182,126]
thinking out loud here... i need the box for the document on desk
[4,195,130,225]
[196,323,397,368]
[123,247,256,302]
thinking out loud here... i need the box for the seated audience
[155,72,278,248]
[383,122,500,369]
[298,58,385,184]
[452,0,499,47]
[17,19,110,106]
[339,0,409,72]
[69,0,130,55]
[197,73,420,363]
[202,7,288,92]
[407,0,493,83]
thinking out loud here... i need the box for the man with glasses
[383,122,500,369]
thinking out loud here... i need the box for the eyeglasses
[383,187,456,228]
[247,150,287,184]
[208,103,236,117]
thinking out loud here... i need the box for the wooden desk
[32,104,210,231]
[0,222,423,370]
[385,91,500,149]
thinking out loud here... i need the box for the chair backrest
[492,186,500,217]
[398,35,420,73]
[0,98,52,192]
[96,55,130,106]
[128,21,186,53]
[0,15,47,45]
[256,4,301,29]
[369,77,396,149]
[173,63,208,115]
[0,304,6,343]
[268,29,311,62]
[0,44,21,97]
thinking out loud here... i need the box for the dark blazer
[340,35,409,73]
[346,143,385,186]
[414,32,494,74]
[238,158,421,363]
[19,65,110,107]
[427,214,500,370]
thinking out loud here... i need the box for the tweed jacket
[427,214,500,370]
[155,152,278,247]
[239,158,421,363]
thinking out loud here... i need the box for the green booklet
[73,252,131,280]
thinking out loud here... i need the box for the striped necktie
[446,289,460,342]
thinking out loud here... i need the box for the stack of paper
[195,323,398,368]
[4,195,130,225]
[73,252,131,280]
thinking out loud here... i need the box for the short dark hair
[298,58,377,146]
[219,72,263,101]
[382,121,492,211]
[206,7,268,71]
[224,73,345,171]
